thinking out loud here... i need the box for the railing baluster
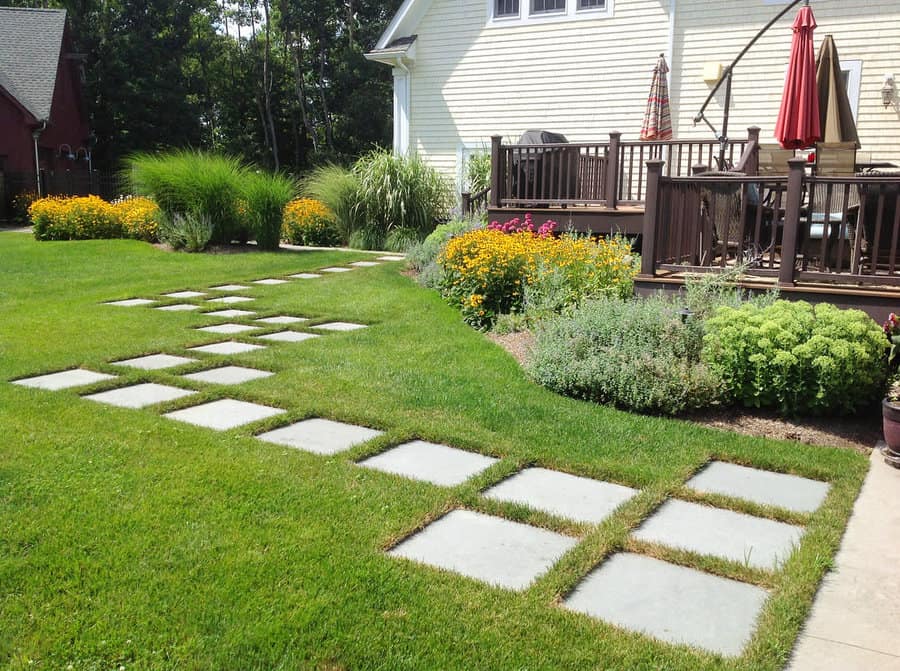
[835,184,850,274]
[770,188,783,270]
[872,188,886,275]
[890,192,900,274]
[819,183,833,272]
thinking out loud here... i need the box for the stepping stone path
[389,509,577,591]
[164,291,207,298]
[253,278,289,285]
[257,418,383,455]
[289,273,321,279]
[13,368,115,390]
[207,296,254,304]
[188,341,266,355]
[255,315,307,324]
[197,323,261,335]
[156,304,201,312]
[105,298,156,307]
[181,366,274,385]
[632,499,804,570]
[111,354,196,370]
[358,440,497,487]
[164,398,284,430]
[311,322,367,332]
[320,267,353,273]
[687,461,830,514]
[349,261,380,267]
[483,467,637,525]
[563,553,769,657]
[84,382,196,409]
[206,309,256,318]
[209,284,249,291]
[256,331,319,343]
[377,256,405,262]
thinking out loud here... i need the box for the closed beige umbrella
[816,34,860,147]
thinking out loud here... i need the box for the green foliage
[241,171,297,251]
[303,164,361,244]
[282,199,341,247]
[528,296,723,415]
[703,300,888,415]
[683,265,779,319]
[158,212,214,252]
[29,195,123,241]
[466,152,491,194]
[407,218,483,288]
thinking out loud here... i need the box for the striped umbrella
[775,4,821,149]
[640,54,673,141]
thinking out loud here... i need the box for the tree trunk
[261,0,279,170]
[317,33,334,150]
[292,41,318,153]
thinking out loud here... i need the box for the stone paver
[632,499,803,570]
[256,331,320,343]
[256,418,383,455]
[181,366,274,385]
[205,309,257,318]
[788,447,900,670]
[110,354,196,370]
[564,553,769,657]
[388,509,577,591]
[164,398,284,430]
[163,291,207,298]
[377,255,405,261]
[105,298,156,307]
[253,278,289,285]
[358,440,498,487]
[349,261,381,267]
[255,315,308,324]
[12,369,116,391]
[209,284,249,291]
[188,341,266,355]
[483,467,637,525]
[155,303,201,312]
[320,267,353,273]
[207,296,254,304]
[289,273,321,279]
[197,323,261,335]
[311,321,368,332]
[84,382,196,409]
[688,461,830,514]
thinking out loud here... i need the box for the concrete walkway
[788,445,900,670]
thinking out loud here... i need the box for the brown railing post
[779,157,807,286]
[461,191,472,216]
[606,131,621,210]
[640,160,665,277]
[490,135,502,208]
[745,127,761,176]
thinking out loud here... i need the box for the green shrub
[158,212,214,252]
[282,198,341,247]
[303,164,360,245]
[703,300,888,415]
[242,171,297,251]
[466,152,491,194]
[528,296,723,415]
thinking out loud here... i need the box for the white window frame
[842,59,862,123]
[487,0,613,27]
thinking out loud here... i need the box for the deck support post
[606,131,621,210]
[461,192,471,217]
[745,127,761,176]
[489,135,502,208]
[779,157,808,286]
[640,159,665,277]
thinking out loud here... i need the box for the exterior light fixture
[58,143,75,160]
[882,74,895,108]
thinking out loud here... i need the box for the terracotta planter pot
[882,399,900,468]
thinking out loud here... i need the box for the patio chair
[802,142,859,269]
[757,145,796,176]
[695,168,760,263]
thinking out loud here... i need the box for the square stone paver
[349,261,381,267]
[252,278,289,285]
[164,398,284,430]
[311,321,368,332]
[256,331,320,343]
[288,273,321,279]
[181,366,274,385]
[209,284,249,291]
[105,298,156,307]
[483,467,637,525]
[163,291,206,299]
[84,383,196,409]
[320,267,353,273]
[377,255,405,261]
[205,309,257,318]
[110,354,197,370]
[257,418,383,455]
[632,499,804,570]
[197,323,261,335]
[12,369,116,391]
[255,315,308,324]
[188,341,266,355]
[358,440,498,487]
[155,303,201,312]
[564,553,769,656]
[687,462,830,514]
[207,296,254,304]
[389,509,577,591]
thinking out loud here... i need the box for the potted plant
[883,313,900,467]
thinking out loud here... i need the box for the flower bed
[29,195,161,242]
[282,198,341,247]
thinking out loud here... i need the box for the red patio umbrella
[640,54,673,141]
[774,4,821,149]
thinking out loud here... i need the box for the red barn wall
[0,94,37,174]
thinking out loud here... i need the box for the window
[531,0,565,14]
[578,0,605,8]
[495,0,519,17]
[841,60,862,123]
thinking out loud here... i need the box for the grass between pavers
[0,233,868,671]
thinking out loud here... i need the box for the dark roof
[368,35,417,55]
[0,7,68,121]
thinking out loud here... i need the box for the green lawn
[0,233,867,671]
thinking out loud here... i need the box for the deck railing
[641,157,900,287]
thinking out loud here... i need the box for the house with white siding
[366,0,900,191]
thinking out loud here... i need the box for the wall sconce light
[882,74,895,108]
[57,143,75,160]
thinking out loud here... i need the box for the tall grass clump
[303,164,360,245]
[125,151,246,245]
[241,171,297,251]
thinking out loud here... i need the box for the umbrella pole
[719,69,733,169]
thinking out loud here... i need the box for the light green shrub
[302,164,360,244]
[158,212,214,253]
[242,171,297,251]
